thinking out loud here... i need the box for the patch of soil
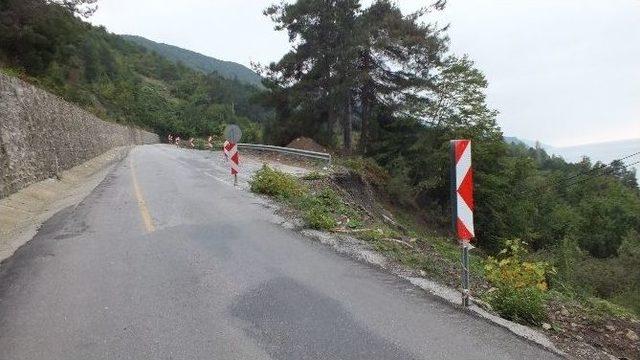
[544,298,640,359]
[331,170,381,217]
[287,137,328,153]
[317,170,489,292]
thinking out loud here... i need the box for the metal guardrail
[237,143,332,164]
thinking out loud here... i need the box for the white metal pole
[462,242,470,307]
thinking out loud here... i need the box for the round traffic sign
[224,124,242,143]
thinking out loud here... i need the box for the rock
[560,307,570,316]
[571,322,578,328]
[626,329,639,342]
[419,270,427,277]
[605,325,616,332]
[474,299,493,312]
[542,323,552,330]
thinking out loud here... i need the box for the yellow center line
[129,157,155,233]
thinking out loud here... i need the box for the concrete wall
[0,74,158,198]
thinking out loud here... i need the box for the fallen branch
[334,227,376,233]
[384,238,415,249]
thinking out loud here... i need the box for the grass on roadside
[249,164,639,360]
[250,165,362,231]
[249,164,487,285]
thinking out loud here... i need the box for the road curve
[0,144,561,360]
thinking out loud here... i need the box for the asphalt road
[0,145,561,359]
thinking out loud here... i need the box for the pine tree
[263,0,360,148]
[262,0,448,151]
[355,0,447,152]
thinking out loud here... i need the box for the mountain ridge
[121,35,263,87]
[505,136,640,173]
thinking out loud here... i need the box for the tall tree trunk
[342,96,352,152]
[360,89,371,154]
[359,52,373,154]
[327,107,337,143]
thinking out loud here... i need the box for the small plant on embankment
[249,164,640,356]
[250,165,349,230]
[250,165,305,199]
[249,164,487,284]
[301,171,325,181]
[483,239,555,325]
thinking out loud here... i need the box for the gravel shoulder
[0,146,132,262]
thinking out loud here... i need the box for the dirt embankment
[287,137,327,153]
[258,156,639,360]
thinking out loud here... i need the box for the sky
[89,0,640,147]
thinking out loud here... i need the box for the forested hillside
[121,35,263,87]
[506,137,640,176]
[1,0,639,330]
[257,0,640,317]
[0,0,267,140]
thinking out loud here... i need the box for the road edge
[262,205,568,358]
[0,146,133,263]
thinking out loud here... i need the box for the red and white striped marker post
[451,139,474,307]
[223,124,242,186]
[223,140,230,160]
[225,142,240,186]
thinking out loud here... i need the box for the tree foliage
[259,0,447,151]
[0,0,268,140]
[261,0,640,312]
[47,0,98,17]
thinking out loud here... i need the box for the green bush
[302,171,325,180]
[487,286,547,325]
[484,239,553,325]
[249,166,364,232]
[0,66,24,77]
[297,190,343,230]
[346,218,364,229]
[304,207,337,230]
[249,165,305,199]
[316,189,341,208]
[485,239,554,291]
[360,229,385,242]
[553,232,640,316]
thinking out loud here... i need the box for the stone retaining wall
[0,74,158,198]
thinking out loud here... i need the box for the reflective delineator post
[227,142,239,186]
[451,140,475,307]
